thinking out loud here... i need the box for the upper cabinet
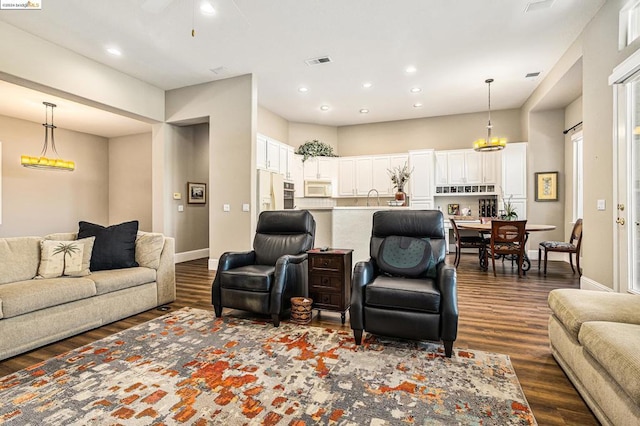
[482,150,502,184]
[501,142,527,199]
[435,152,448,186]
[303,156,337,181]
[409,149,434,199]
[337,154,408,197]
[435,148,500,187]
[257,134,299,180]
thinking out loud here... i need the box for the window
[572,132,583,222]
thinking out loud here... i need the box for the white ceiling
[0,0,604,137]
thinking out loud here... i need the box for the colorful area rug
[0,307,536,425]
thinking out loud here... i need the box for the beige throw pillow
[135,232,164,269]
[38,237,95,278]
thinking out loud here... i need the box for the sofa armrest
[156,237,176,305]
[270,253,309,315]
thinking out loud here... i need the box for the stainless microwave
[304,180,333,197]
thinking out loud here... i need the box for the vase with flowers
[502,195,518,220]
[388,163,413,206]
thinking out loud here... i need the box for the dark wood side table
[307,248,353,324]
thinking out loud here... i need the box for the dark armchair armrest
[349,259,377,331]
[436,262,458,341]
[270,253,309,315]
[211,251,256,308]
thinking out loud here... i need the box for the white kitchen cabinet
[372,156,392,195]
[482,150,501,184]
[355,157,373,195]
[290,154,304,198]
[266,139,280,172]
[279,144,289,177]
[409,149,435,201]
[501,143,527,199]
[434,152,448,185]
[338,157,357,196]
[447,150,482,184]
[303,156,337,181]
[257,135,267,170]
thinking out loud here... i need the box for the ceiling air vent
[524,0,554,13]
[525,72,541,79]
[305,56,332,66]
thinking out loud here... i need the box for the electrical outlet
[223,204,230,212]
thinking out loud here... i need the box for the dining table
[456,221,556,273]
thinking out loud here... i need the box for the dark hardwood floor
[0,254,597,425]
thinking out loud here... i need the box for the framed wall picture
[188,182,207,204]
[535,172,558,201]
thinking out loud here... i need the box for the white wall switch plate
[177,205,184,212]
[173,192,181,200]
[242,203,250,212]
[597,199,606,211]
[223,204,230,212]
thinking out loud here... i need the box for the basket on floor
[290,297,313,324]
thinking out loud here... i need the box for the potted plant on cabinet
[502,195,518,220]
[388,163,413,206]
[295,139,337,162]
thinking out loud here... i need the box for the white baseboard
[175,248,209,264]
[580,276,613,292]
[209,258,218,271]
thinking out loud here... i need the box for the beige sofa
[548,289,640,426]
[0,232,175,361]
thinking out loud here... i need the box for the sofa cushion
[44,232,78,241]
[579,321,640,405]
[135,231,165,270]
[37,237,95,278]
[548,289,640,339]
[78,220,139,271]
[365,275,440,314]
[0,278,96,318]
[0,237,42,285]
[219,265,274,292]
[89,267,157,295]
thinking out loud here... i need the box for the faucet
[367,189,380,206]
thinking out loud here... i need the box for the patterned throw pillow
[37,237,95,279]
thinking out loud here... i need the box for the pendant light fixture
[21,102,75,171]
[473,78,507,152]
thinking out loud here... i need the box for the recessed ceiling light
[200,2,216,15]
[360,108,369,114]
[410,87,422,93]
[362,82,372,89]
[320,105,330,111]
[406,66,417,73]
[106,47,122,56]
[298,87,309,93]
[413,103,423,108]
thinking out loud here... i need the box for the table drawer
[310,291,342,308]
[309,255,343,272]
[310,274,342,290]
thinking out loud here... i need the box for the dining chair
[449,218,486,268]
[485,220,528,277]
[538,218,583,276]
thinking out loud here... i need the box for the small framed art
[188,182,207,204]
[535,172,558,201]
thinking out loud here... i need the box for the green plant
[503,195,518,220]
[388,163,413,192]
[295,139,337,162]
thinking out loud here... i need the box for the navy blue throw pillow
[78,220,139,271]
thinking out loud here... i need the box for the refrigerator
[257,169,284,214]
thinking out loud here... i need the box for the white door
[409,150,434,199]
[266,139,280,172]
[303,157,319,180]
[256,135,267,170]
[279,144,289,177]
[316,157,337,180]
[372,156,392,195]
[338,158,356,196]
[434,152,448,185]
[502,143,527,199]
[355,157,373,195]
[447,151,466,184]
[464,150,483,184]
[482,150,502,184]
[611,55,640,294]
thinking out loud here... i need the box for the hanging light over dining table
[21,102,75,171]
[473,78,507,152]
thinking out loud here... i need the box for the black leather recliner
[212,210,315,326]
[350,210,458,357]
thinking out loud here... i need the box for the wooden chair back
[488,220,528,277]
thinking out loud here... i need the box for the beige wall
[165,75,256,263]
[336,109,522,155]
[258,106,289,144]
[564,96,582,239]
[289,123,339,154]
[527,110,566,248]
[0,114,109,237]
[109,132,152,231]
[169,124,209,253]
